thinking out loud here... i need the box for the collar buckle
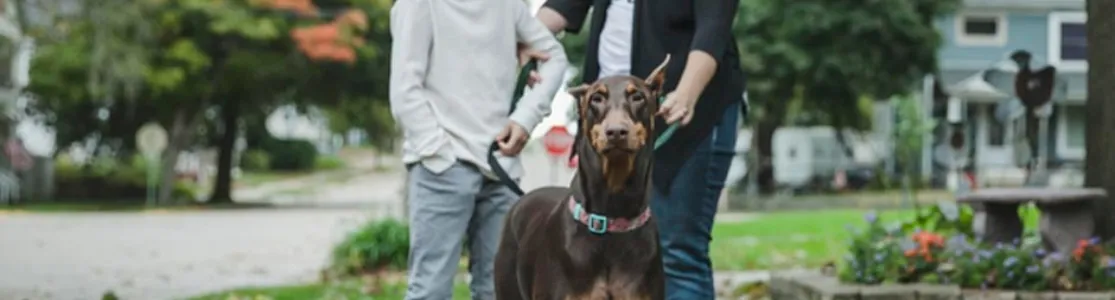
[587,214,609,234]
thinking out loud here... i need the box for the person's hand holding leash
[496,122,530,156]
[517,43,550,87]
[658,90,698,125]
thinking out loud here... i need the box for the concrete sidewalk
[0,209,377,300]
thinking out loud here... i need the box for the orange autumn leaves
[904,231,945,262]
[258,0,318,16]
[258,0,369,63]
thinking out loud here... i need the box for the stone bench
[956,188,1107,254]
[769,271,1115,300]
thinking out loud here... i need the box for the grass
[0,200,149,212]
[185,279,470,300]
[0,200,276,213]
[710,209,916,270]
[710,205,1043,270]
[314,156,347,171]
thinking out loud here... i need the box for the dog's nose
[605,125,629,141]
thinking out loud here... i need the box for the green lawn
[186,280,470,300]
[710,206,1042,270]
[710,209,915,270]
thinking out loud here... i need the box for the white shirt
[598,0,635,78]
[389,0,569,178]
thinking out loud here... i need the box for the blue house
[927,0,1087,188]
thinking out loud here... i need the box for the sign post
[136,123,168,206]
[542,125,574,185]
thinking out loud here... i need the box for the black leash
[488,60,538,196]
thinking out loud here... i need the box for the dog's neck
[570,136,654,219]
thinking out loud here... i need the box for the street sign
[136,123,168,160]
[542,125,574,158]
[136,123,168,205]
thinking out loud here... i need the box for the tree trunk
[157,109,199,204]
[208,99,241,204]
[754,88,792,194]
[755,118,779,194]
[1086,0,1115,239]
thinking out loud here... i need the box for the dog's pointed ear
[567,84,590,99]
[645,55,670,93]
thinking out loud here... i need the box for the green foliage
[900,201,975,238]
[734,0,959,127]
[324,98,396,151]
[556,18,590,83]
[53,154,196,201]
[839,213,906,284]
[101,291,120,300]
[894,95,936,179]
[240,149,272,171]
[313,155,345,170]
[262,139,319,171]
[329,219,410,276]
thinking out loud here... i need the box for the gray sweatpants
[404,161,518,300]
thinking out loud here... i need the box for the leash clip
[587,214,609,234]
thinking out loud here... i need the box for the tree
[304,0,397,156]
[732,0,959,193]
[1084,0,1115,239]
[27,0,375,204]
[199,0,371,203]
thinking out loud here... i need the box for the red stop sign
[542,125,574,158]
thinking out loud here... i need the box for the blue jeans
[651,102,739,299]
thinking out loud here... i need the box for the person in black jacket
[526,0,746,298]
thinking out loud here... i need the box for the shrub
[240,149,271,172]
[330,219,410,277]
[53,154,196,202]
[314,155,345,170]
[263,139,318,171]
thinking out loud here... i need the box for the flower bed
[768,203,1115,299]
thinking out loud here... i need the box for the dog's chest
[564,275,651,300]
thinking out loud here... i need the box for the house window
[1060,23,1087,61]
[955,13,1007,46]
[1049,12,1088,70]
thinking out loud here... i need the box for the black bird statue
[1010,50,1057,109]
[1011,50,1057,164]
[979,49,1062,174]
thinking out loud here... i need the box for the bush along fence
[770,204,1115,299]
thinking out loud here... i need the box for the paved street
[0,144,578,300]
[0,209,378,300]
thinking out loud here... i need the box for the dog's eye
[590,94,604,104]
[631,94,645,102]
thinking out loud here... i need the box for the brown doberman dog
[494,56,671,300]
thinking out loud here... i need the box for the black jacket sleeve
[690,0,738,63]
[543,0,592,33]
